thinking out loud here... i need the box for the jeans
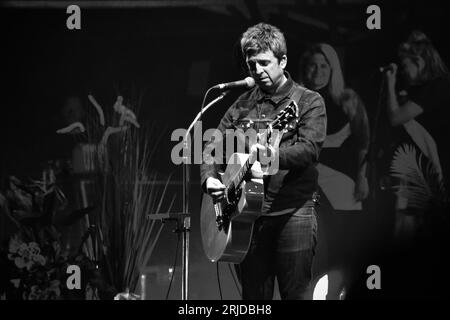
[236,206,318,300]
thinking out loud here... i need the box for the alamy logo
[366,265,381,290]
[66,265,81,290]
[66,5,81,30]
[171,99,298,174]
[366,5,381,30]
[170,121,280,174]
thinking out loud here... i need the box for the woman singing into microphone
[383,30,450,299]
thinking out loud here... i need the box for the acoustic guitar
[200,100,299,263]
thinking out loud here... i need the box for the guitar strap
[262,85,308,174]
[270,84,307,144]
[288,84,307,117]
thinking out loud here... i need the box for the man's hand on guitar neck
[250,161,263,179]
[250,143,277,176]
[206,177,226,202]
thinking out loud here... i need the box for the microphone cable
[165,230,181,300]
[200,85,231,122]
[228,263,242,298]
[216,262,223,300]
[215,262,243,299]
[200,86,216,122]
[366,75,386,207]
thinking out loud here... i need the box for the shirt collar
[252,71,294,104]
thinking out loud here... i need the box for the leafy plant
[57,94,174,296]
[390,144,447,210]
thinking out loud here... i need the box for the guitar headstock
[270,100,299,132]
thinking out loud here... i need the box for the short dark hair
[240,23,287,61]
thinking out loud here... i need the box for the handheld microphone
[213,77,255,90]
[379,64,395,73]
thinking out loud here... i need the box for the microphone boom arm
[184,91,229,142]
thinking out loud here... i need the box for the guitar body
[200,153,264,263]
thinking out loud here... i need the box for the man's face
[246,50,287,92]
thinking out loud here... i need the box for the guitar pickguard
[215,186,243,232]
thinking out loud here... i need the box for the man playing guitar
[200,23,327,300]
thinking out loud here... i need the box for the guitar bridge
[214,203,224,231]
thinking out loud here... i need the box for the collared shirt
[253,72,295,105]
[201,72,327,215]
[228,72,300,134]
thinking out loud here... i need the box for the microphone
[379,64,395,73]
[213,77,255,90]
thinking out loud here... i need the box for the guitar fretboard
[229,153,254,193]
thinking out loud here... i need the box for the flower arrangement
[8,237,47,271]
[0,173,95,300]
[6,233,63,299]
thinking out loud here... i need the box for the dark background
[0,0,448,299]
[1,0,449,178]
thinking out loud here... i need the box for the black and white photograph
[0,0,449,306]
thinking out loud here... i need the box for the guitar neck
[230,151,256,191]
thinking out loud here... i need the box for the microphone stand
[367,76,386,210]
[180,90,228,300]
[148,90,228,300]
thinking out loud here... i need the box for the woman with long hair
[298,43,370,299]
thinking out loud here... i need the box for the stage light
[313,274,328,300]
